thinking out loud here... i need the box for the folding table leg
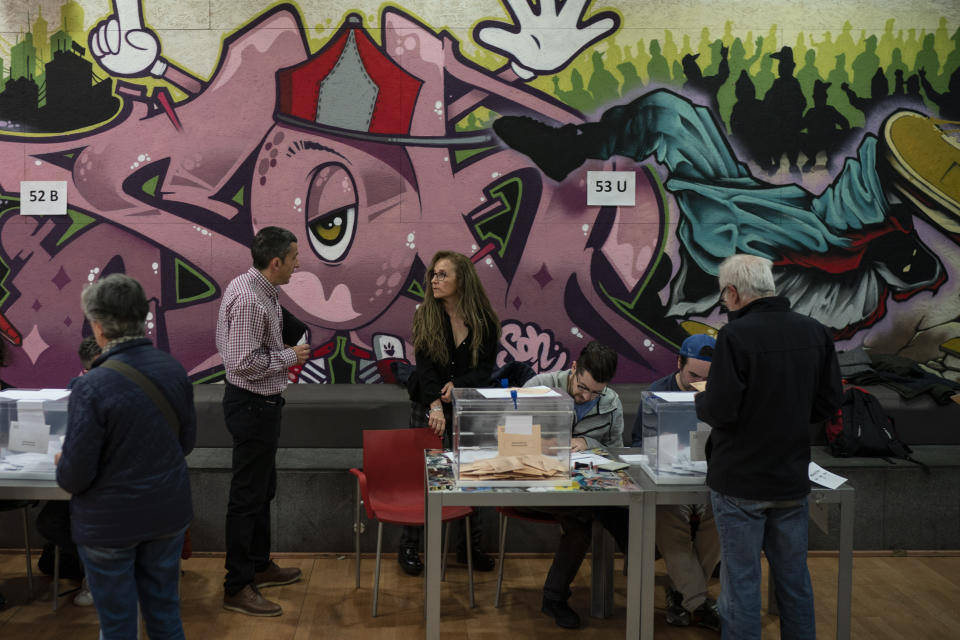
[495,514,508,608]
[21,507,34,600]
[465,516,474,608]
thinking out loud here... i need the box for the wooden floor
[1,551,959,639]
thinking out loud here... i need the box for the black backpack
[825,387,929,472]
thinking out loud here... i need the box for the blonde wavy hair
[412,251,500,367]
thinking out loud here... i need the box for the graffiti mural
[0,0,958,387]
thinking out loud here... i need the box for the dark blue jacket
[57,338,196,547]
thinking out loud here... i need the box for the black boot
[493,116,598,182]
[397,546,423,576]
[541,596,581,628]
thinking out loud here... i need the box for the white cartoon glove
[89,0,166,77]
[475,0,619,80]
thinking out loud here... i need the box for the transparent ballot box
[638,391,710,484]
[451,386,574,487]
[0,389,71,460]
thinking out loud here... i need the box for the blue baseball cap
[679,334,716,362]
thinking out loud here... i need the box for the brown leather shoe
[254,561,302,588]
[223,584,282,617]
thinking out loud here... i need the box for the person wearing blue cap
[633,334,721,631]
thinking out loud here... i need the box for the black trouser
[517,506,630,602]
[223,381,283,595]
[36,501,85,580]
[36,500,75,550]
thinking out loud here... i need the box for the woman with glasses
[397,250,501,576]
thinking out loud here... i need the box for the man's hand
[474,0,619,80]
[570,437,588,452]
[292,344,311,366]
[54,452,61,466]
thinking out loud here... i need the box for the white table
[423,453,645,639]
[627,463,855,640]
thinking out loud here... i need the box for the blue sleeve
[56,379,104,495]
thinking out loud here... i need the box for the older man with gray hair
[695,254,842,640]
[57,273,196,640]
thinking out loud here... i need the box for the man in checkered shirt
[216,226,311,617]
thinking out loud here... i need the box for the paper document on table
[808,462,847,489]
[652,391,696,402]
[0,452,57,478]
[617,454,649,465]
[570,452,609,466]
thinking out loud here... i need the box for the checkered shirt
[216,267,297,396]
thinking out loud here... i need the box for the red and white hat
[274,13,490,147]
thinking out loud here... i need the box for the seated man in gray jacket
[520,341,625,628]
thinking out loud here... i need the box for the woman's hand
[428,403,446,437]
[440,382,455,403]
[570,437,588,452]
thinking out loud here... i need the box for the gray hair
[718,254,776,301]
[81,274,149,339]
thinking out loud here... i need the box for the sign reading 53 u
[586,171,635,206]
[20,181,68,216]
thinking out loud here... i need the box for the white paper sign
[20,181,68,216]
[808,462,848,489]
[587,171,636,206]
[9,421,51,454]
[504,414,533,435]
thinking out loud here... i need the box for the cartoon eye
[306,163,357,263]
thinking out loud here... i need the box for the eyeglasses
[718,284,733,310]
[428,269,449,282]
[574,371,606,399]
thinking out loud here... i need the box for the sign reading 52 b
[20,181,68,216]
[586,171,635,207]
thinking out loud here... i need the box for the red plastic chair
[349,428,475,616]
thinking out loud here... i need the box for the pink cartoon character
[0,0,686,386]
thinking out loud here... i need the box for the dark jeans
[711,491,815,640]
[79,526,187,640]
[223,381,283,595]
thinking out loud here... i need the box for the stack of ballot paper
[459,454,568,481]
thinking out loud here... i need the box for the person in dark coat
[399,250,500,575]
[57,274,196,640]
[695,254,842,639]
